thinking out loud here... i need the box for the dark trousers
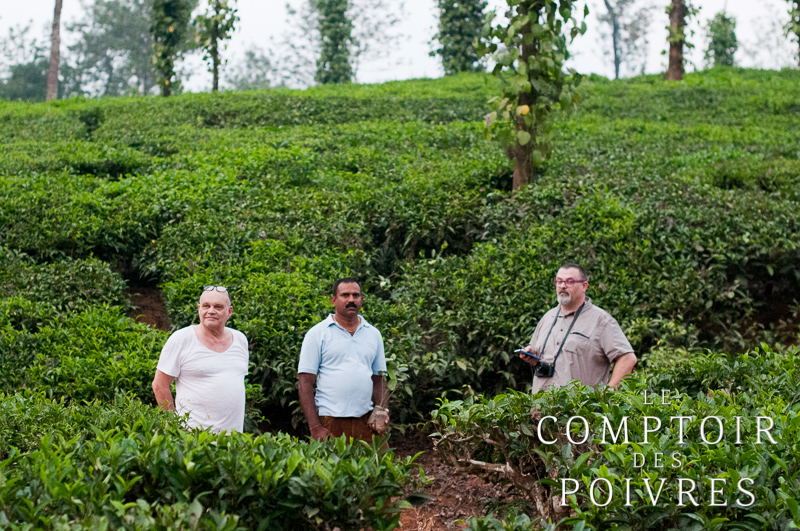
[319,413,388,448]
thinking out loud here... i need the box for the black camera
[533,361,556,378]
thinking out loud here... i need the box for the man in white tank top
[152,286,249,433]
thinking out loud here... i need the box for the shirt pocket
[564,332,591,356]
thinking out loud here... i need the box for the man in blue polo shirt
[298,277,389,441]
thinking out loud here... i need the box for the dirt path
[128,285,170,330]
[393,432,509,530]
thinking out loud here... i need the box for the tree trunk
[667,0,686,81]
[212,1,220,92]
[604,0,621,79]
[794,2,800,69]
[212,31,219,91]
[512,2,540,190]
[46,0,63,101]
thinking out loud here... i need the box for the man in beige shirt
[520,263,637,392]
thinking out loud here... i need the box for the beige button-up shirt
[529,298,633,393]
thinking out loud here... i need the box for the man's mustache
[346,303,357,308]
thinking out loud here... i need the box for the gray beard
[557,293,572,305]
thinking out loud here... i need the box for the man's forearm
[371,375,388,409]
[152,370,176,411]
[298,375,323,428]
[608,352,637,388]
[153,385,175,411]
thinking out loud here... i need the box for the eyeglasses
[554,278,586,286]
[203,285,228,293]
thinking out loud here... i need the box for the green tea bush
[0,394,416,530]
[0,140,157,178]
[431,345,800,530]
[0,248,129,311]
[0,305,165,401]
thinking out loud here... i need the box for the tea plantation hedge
[1,67,799,416]
[1,67,799,528]
[0,394,416,530]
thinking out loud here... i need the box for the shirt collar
[560,297,593,317]
[325,314,371,330]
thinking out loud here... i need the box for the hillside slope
[1,68,799,423]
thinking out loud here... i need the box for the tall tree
[705,11,737,67]
[69,0,157,97]
[597,0,653,79]
[665,0,697,81]
[315,0,353,84]
[431,0,488,75]
[479,0,587,190]
[786,0,800,67]
[194,0,238,92]
[150,0,196,96]
[275,0,404,88]
[46,0,63,101]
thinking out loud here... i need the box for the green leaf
[517,130,531,145]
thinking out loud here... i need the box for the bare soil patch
[392,431,511,530]
[128,286,170,331]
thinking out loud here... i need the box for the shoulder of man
[229,327,248,345]
[166,325,194,346]
[582,300,629,337]
[583,300,616,322]
[303,315,335,337]
[360,316,386,341]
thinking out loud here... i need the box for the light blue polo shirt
[298,314,387,418]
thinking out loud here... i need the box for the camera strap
[540,301,586,370]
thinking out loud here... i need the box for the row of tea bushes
[0,73,493,143]
[0,69,799,426]
[0,248,129,311]
[431,345,800,530]
[0,394,416,530]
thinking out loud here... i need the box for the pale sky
[1,0,796,92]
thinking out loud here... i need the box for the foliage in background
[273,0,404,88]
[479,0,588,189]
[705,11,737,67]
[193,0,239,92]
[0,24,49,102]
[430,0,488,75]
[67,0,158,97]
[785,0,800,67]
[596,0,654,79]
[150,0,196,96]
[315,0,355,84]
[224,45,278,90]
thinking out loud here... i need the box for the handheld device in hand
[514,348,541,360]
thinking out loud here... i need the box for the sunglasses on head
[203,285,228,293]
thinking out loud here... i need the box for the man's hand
[368,406,390,434]
[309,424,333,440]
[519,346,540,366]
[299,373,332,440]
